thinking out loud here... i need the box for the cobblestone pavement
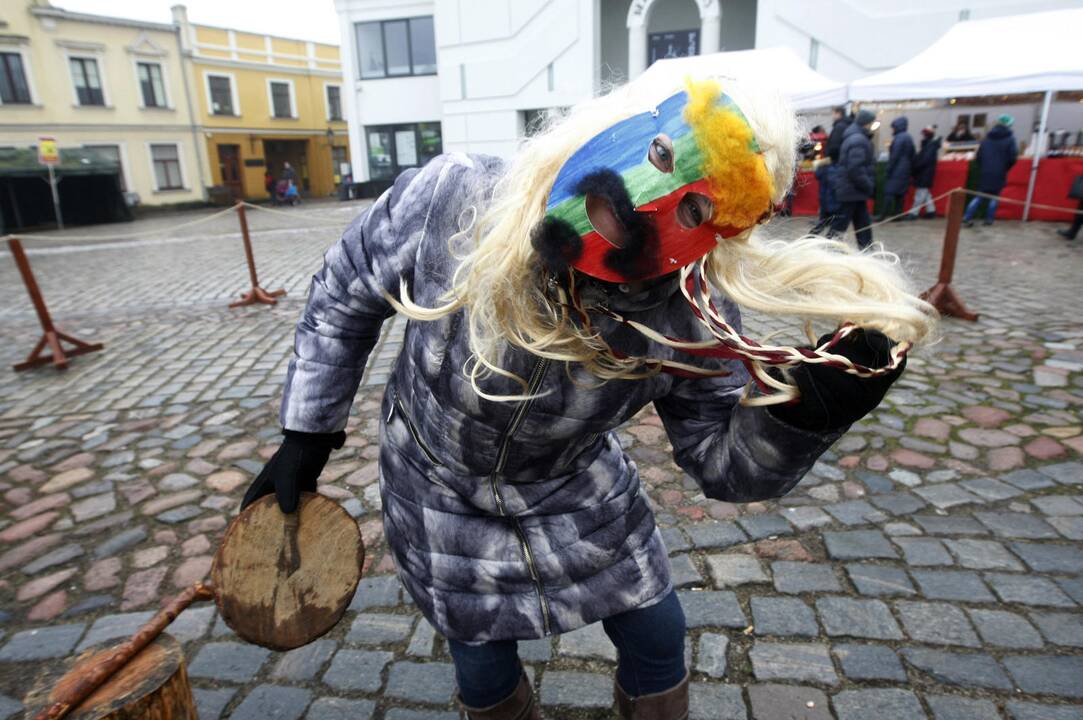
[0,206,1081,720]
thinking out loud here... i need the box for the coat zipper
[488,357,553,635]
[392,395,444,467]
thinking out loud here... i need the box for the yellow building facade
[174,7,349,201]
[0,3,207,207]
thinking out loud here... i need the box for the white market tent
[849,8,1083,218]
[849,8,1083,101]
[633,47,847,112]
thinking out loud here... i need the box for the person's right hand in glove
[240,429,346,514]
[767,327,906,433]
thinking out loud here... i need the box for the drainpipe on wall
[171,4,208,201]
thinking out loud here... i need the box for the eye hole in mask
[676,192,714,229]
[585,193,626,249]
[648,134,675,174]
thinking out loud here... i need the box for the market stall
[0,147,130,233]
[847,8,1083,221]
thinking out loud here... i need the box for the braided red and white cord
[567,256,909,403]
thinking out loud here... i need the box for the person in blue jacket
[878,117,915,221]
[964,115,1018,227]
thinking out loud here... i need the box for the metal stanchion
[7,236,104,371]
[229,203,285,309]
[920,191,979,321]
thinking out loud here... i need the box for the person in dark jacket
[1056,174,1083,241]
[830,109,877,249]
[947,121,976,144]
[905,126,941,219]
[239,80,931,720]
[964,115,1018,227]
[811,159,841,235]
[879,117,915,220]
[825,106,851,164]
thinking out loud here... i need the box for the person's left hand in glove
[767,327,906,433]
[240,429,346,514]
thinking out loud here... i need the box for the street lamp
[326,126,335,146]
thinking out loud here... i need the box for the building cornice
[0,122,198,133]
[191,57,342,78]
[55,39,106,52]
[202,126,348,136]
[31,6,176,34]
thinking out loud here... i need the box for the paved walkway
[0,206,1081,719]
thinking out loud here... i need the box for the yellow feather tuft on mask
[683,78,775,230]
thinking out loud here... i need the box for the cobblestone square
[1,203,1082,718]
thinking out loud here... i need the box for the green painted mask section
[547,130,706,237]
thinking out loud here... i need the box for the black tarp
[0,146,131,233]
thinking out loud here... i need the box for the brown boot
[457,670,541,720]
[614,673,689,720]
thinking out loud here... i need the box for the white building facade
[334,0,1082,181]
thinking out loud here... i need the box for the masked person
[242,78,935,720]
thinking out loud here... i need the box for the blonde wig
[389,78,938,402]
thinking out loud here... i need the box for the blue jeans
[964,196,998,223]
[448,589,687,707]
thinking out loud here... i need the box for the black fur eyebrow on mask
[531,216,582,281]
[576,169,659,281]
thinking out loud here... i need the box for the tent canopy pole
[1023,89,1052,221]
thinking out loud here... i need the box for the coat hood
[891,117,908,133]
[988,124,1014,140]
[844,121,870,140]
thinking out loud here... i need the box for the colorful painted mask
[535,79,775,283]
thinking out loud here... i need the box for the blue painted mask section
[547,91,693,209]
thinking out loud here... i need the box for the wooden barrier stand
[920,191,979,321]
[7,236,104,371]
[229,203,285,308]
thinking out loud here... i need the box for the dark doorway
[0,173,129,232]
[0,146,130,232]
[263,139,309,192]
[217,144,243,199]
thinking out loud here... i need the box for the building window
[151,143,183,190]
[354,16,436,79]
[0,52,32,104]
[70,57,104,106]
[84,144,126,191]
[647,30,699,66]
[326,85,342,121]
[366,122,441,179]
[137,62,166,108]
[269,80,293,118]
[207,74,235,115]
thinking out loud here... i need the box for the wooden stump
[25,634,195,720]
[212,492,364,650]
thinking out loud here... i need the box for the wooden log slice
[24,634,196,720]
[212,492,364,651]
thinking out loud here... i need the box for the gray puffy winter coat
[280,153,840,643]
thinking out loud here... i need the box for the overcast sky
[54,0,342,44]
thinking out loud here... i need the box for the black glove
[768,328,906,433]
[240,429,346,514]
